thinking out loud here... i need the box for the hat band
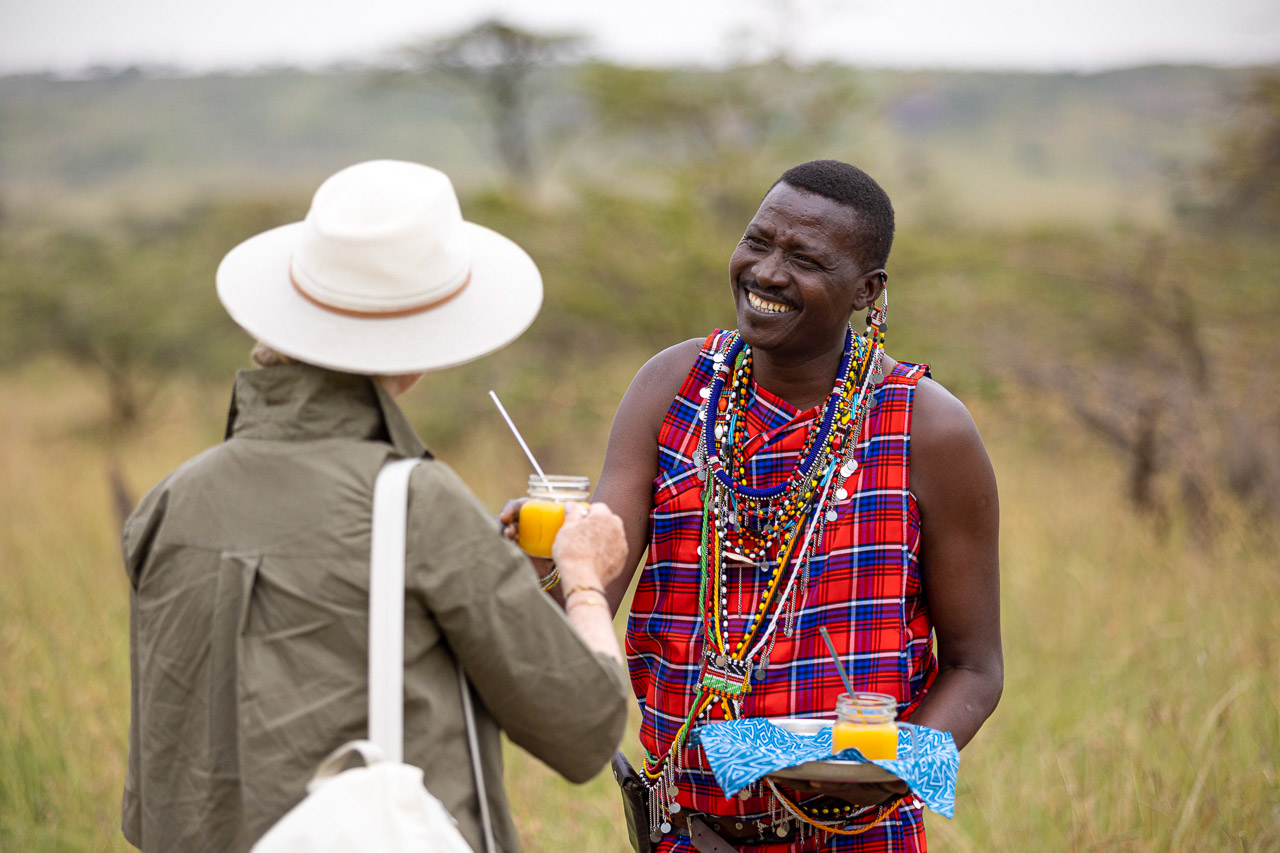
[290,268,471,319]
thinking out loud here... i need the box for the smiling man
[592,160,1003,852]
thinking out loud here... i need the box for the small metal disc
[650,831,662,843]
[715,424,725,439]
[826,509,838,522]
[697,469,707,482]
[660,822,672,834]
[698,408,707,421]
[738,789,751,800]
[669,802,682,813]
[776,824,788,837]
[700,386,711,399]
[713,353,725,363]
[696,545,703,556]
[836,487,848,501]
[715,654,727,666]
[693,450,705,466]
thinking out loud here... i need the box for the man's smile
[745,290,796,314]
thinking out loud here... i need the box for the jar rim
[835,692,898,722]
[527,474,591,487]
[527,474,591,500]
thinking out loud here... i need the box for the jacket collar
[224,364,430,459]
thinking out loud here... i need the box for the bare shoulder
[911,376,983,449]
[908,376,996,502]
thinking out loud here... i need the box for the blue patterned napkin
[693,719,960,818]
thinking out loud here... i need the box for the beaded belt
[668,810,800,848]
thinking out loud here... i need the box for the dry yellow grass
[2,362,1277,851]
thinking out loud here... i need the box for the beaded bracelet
[539,563,561,592]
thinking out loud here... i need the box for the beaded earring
[864,279,887,382]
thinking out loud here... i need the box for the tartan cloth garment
[626,330,937,852]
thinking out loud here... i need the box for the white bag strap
[369,458,496,853]
[369,458,419,763]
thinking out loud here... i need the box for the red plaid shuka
[627,331,937,852]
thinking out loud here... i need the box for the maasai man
[590,160,1001,852]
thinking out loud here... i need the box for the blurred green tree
[0,200,296,432]
[1201,70,1280,231]
[575,61,861,220]
[395,19,585,190]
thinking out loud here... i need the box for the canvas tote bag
[253,459,497,853]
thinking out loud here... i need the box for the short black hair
[774,160,895,269]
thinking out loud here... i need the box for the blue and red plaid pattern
[627,330,937,852]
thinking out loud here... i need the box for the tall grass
[1,362,1277,851]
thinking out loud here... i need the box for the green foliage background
[1,60,1277,851]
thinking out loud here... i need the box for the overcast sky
[2,0,1278,75]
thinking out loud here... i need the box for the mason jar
[517,474,591,559]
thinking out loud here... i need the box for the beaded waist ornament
[639,290,897,844]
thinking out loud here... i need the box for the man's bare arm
[591,339,702,614]
[905,377,1003,749]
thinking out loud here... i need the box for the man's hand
[498,498,555,581]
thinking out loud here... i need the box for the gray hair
[250,342,297,368]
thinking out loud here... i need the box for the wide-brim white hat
[216,159,542,374]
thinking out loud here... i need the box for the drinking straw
[488,390,555,491]
[819,625,857,698]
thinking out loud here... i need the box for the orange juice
[518,500,566,558]
[832,720,899,759]
[832,692,899,760]
[516,475,591,559]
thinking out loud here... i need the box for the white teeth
[746,292,793,314]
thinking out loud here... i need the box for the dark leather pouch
[611,750,653,853]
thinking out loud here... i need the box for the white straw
[488,390,555,491]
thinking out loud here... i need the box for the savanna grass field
[2,60,1279,851]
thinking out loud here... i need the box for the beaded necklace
[640,292,891,843]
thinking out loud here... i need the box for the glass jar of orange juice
[832,692,901,760]
[517,475,591,559]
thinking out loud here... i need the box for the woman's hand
[552,502,627,595]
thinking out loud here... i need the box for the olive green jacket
[122,365,629,852]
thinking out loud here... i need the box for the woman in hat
[120,160,630,852]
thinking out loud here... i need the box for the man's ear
[851,269,887,312]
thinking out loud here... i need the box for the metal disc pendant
[698,407,707,422]
[669,801,682,813]
[825,509,837,522]
[841,459,858,477]
[650,831,662,843]
[694,450,705,466]
[667,785,679,798]
[660,822,672,834]
[697,469,707,482]
[836,487,848,501]
[713,353,725,364]
[700,386,711,399]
